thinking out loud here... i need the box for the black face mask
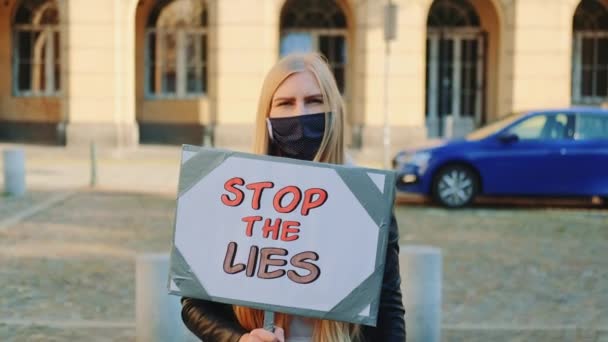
[267,112,329,161]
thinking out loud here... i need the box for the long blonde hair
[236,53,359,341]
[252,52,345,165]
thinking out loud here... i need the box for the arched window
[427,0,480,28]
[280,0,347,93]
[13,0,60,96]
[146,0,207,98]
[426,0,485,137]
[572,0,608,104]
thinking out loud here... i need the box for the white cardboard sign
[168,146,395,326]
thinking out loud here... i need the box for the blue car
[393,108,608,208]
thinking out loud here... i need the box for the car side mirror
[498,132,519,144]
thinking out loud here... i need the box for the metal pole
[263,310,275,332]
[3,149,26,197]
[383,1,397,169]
[383,41,391,169]
[90,142,97,187]
[400,245,442,342]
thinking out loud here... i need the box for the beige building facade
[1,0,606,158]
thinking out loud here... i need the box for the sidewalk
[0,143,182,195]
[0,143,394,197]
[0,143,396,193]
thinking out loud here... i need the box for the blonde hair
[233,306,361,342]
[237,53,359,341]
[252,52,345,164]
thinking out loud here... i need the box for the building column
[211,0,278,152]
[62,0,138,148]
[507,0,573,113]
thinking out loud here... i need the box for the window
[146,0,207,98]
[466,112,524,141]
[427,0,480,28]
[572,0,608,104]
[575,114,608,140]
[13,0,60,96]
[280,0,347,93]
[543,114,570,140]
[509,115,547,140]
[425,0,485,126]
[508,114,570,140]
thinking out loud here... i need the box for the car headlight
[394,151,432,171]
[410,152,431,168]
[394,153,411,166]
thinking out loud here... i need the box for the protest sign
[168,145,395,326]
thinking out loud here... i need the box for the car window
[507,113,570,140]
[543,114,570,140]
[466,112,525,140]
[508,115,546,139]
[575,114,608,140]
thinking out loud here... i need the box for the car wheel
[432,165,479,208]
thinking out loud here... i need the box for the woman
[181,53,405,342]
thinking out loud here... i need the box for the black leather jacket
[181,215,406,342]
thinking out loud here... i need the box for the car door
[560,113,608,196]
[475,113,573,195]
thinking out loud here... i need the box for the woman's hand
[239,327,285,342]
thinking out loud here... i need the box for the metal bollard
[3,149,26,197]
[400,245,442,342]
[90,142,97,187]
[136,253,198,342]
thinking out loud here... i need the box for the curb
[0,191,76,230]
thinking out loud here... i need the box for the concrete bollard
[136,253,198,342]
[3,149,26,197]
[400,245,442,342]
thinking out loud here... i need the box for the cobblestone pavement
[1,144,607,341]
[397,205,608,328]
[0,191,57,220]
[1,191,173,341]
[0,324,134,342]
[1,190,606,341]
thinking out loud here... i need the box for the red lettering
[221,177,245,207]
[262,218,282,240]
[301,188,328,216]
[241,216,262,237]
[273,186,302,213]
[245,182,274,210]
[280,221,300,242]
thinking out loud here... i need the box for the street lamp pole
[383,0,397,169]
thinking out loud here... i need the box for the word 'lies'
[223,242,320,284]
